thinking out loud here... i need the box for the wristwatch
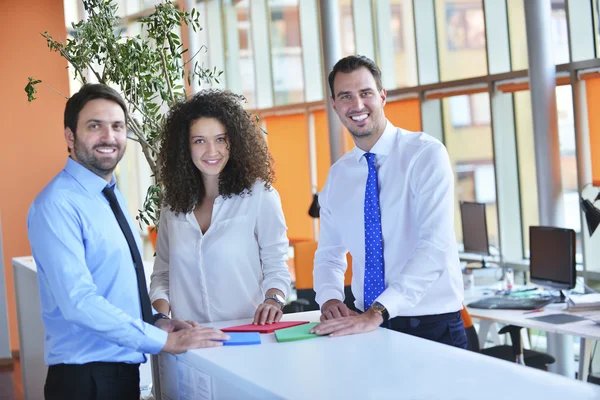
[264,294,285,309]
[151,312,169,325]
[370,301,390,323]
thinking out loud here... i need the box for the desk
[158,311,600,400]
[465,287,600,381]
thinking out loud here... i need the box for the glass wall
[442,92,498,249]
[339,0,355,57]
[269,0,304,105]
[223,0,257,107]
[435,0,487,81]
[389,0,418,88]
[61,0,600,278]
[515,86,581,256]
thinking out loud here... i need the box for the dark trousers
[45,362,140,400]
[385,311,468,349]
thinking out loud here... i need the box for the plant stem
[158,36,176,104]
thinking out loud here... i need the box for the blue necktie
[363,152,385,310]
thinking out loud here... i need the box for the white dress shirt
[314,121,464,318]
[150,180,291,323]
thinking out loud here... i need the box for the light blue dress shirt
[27,157,167,366]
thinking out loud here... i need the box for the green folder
[275,322,319,343]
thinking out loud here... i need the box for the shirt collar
[64,157,116,194]
[353,119,396,162]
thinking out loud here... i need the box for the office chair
[460,308,555,370]
[287,241,354,313]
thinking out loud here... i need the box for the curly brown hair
[159,89,275,214]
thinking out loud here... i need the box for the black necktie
[102,185,153,323]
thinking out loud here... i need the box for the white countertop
[175,311,600,400]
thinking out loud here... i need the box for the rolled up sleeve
[376,143,457,318]
[257,187,291,298]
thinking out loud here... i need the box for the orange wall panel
[313,110,331,191]
[585,78,600,186]
[264,114,314,241]
[385,98,422,132]
[0,0,70,351]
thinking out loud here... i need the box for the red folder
[222,321,310,334]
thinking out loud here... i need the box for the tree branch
[128,118,159,155]
[128,120,158,177]
[158,33,176,104]
[41,83,69,99]
[183,45,206,67]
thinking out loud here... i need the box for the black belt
[388,311,461,330]
[50,361,140,375]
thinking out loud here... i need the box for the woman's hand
[252,300,283,325]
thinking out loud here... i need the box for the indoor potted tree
[25,0,222,238]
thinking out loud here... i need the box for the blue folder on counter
[223,332,261,346]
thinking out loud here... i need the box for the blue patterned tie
[363,152,385,310]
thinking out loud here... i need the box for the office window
[448,93,491,128]
[507,0,570,71]
[388,0,418,88]
[223,0,257,108]
[340,0,355,56]
[514,87,581,257]
[442,93,498,248]
[435,0,487,81]
[269,0,305,105]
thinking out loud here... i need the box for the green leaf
[24,77,43,102]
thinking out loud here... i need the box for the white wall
[0,213,12,361]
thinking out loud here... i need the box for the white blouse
[149,180,291,323]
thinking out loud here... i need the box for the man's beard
[348,128,374,139]
[73,140,124,177]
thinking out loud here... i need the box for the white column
[420,99,444,142]
[373,0,397,89]
[223,0,242,94]
[524,0,570,378]
[414,0,440,85]
[319,0,344,164]
[205,0,226,89]
[483,0,510,74]
[566,0,596,62]
[250,0,274,109]
[184,0,201,94]
[491,90,523,261]
[0,213,10,361]
[524,0,564,228]
[352,0,376,61]
[299,0,324,102]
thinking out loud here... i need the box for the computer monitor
[460,201,490,266]
[529,226,576,290]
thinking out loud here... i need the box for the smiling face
[331,67,387,149]
[189,117,230,178]
[65,98,127,182]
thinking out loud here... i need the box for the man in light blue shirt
[28,84,228,400]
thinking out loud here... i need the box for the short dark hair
[64,83,128,135]
[328,55,383,97]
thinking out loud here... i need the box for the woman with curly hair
[149,90,291,325]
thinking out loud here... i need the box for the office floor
[0,357,22,400]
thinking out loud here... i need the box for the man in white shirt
[310,55,466,348]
